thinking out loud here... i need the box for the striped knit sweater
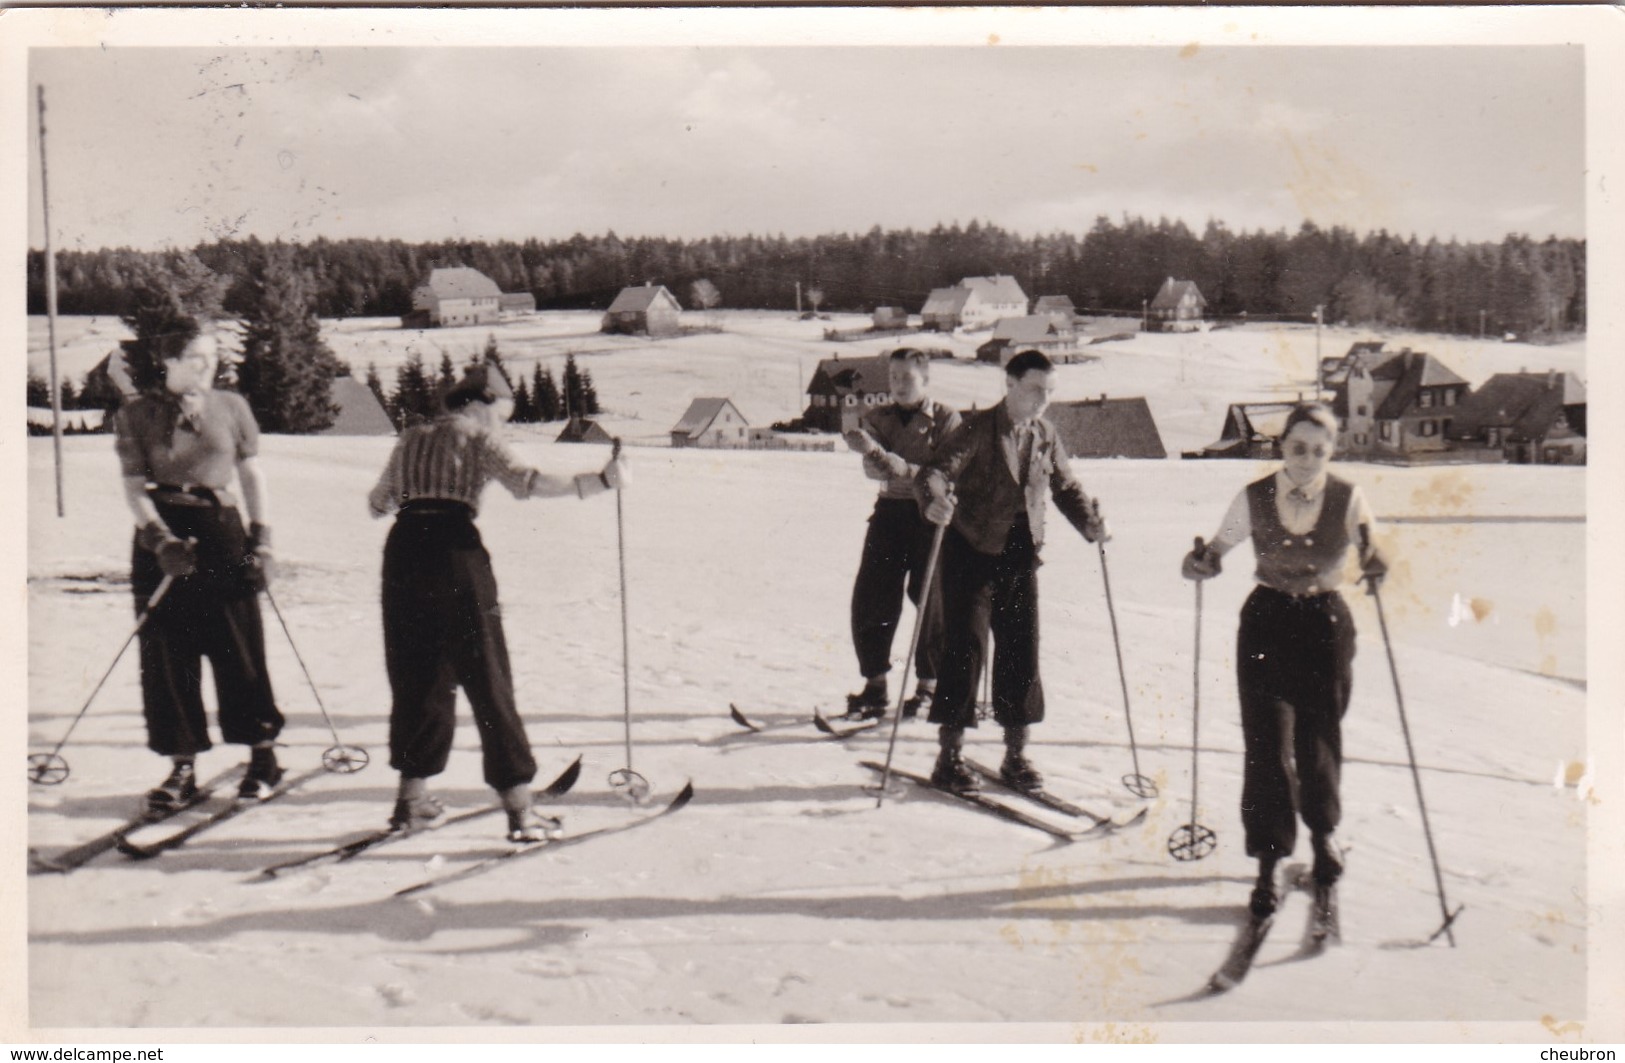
[368,415,538,518]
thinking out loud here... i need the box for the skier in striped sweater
[367,364,626,842]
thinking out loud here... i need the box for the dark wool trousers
[850,498,945,683]
[1235,585,1358,860]
[927,521,1045,731]
[382,505,536,791]
[132,495,283,758]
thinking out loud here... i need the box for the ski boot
[145,759,198,816]
[238,745,285,801]
[901,686,934,720]
[1311,832,1345,886]
[1248,858,1281,919]
[999,726,1044,793]
[505,808,564,845]
[388,794,446,833]
[844,682,889,721]
[929,728,980,793]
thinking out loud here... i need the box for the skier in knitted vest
[1181,402,1389,917]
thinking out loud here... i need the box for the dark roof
[1370,350,1469,419]
[671,397,743,437]
[1150,277,1206,311]
[320,377,395,436]
[556,417,615,443]
[1448,371,1586,441]
[420,267,502,300]
[1045,397,1167,459]
[808,355,891,397]
[606,284,680,314]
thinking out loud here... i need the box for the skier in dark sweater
[915,349,1109,794]
[112,326,286,812]
[367,365,627,842]
[841,348,962,720]
[1181,401,1388,917]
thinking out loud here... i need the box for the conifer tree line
[27,217,1584,339]
[374,337,600,430]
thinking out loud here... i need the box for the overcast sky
[26,45,1584,251]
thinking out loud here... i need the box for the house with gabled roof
[1337,348,1470,459]
[403,267,504,328]
[602,284,683,337]
[802,354,891,433]
[1147,277,1207,332]
[919,275,1028,331]
[976,316,1078,366]
[557,416,616,445]
[1320,340,1388,389]
[1045,396,1166,459]
[1183,401,1298,459]
[1033,295,1077,328]
[1446,369,1586,465]
[671,397,750,448]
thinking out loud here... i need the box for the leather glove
[1360,547,1388,595]
[1082,497,1111,544]
[138,521,197,579]
[923,490,955,527]
[246,521,274,591]
[1182,538,1222,581]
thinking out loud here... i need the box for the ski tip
[728,704,762,732]
[28,849,67,876]
[545,755,585,796]
[669,780,696,810]
[811,709,836,734]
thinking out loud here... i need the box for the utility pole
[795,281,802,316]
[1479,309,1486,340]
[38,84,65,517]
[1314,304,1324,394]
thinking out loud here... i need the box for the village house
[976,316,1079,366]
[802,354,891,434]
[871,306,910,331]
[670,397,751,449]
[556,416,616,445]
[919,275,1028,331]
[602,284,683,337]
[1147,277,1207,333]
[1033,295,1077,329]
[1446,369,1586,465]
[1184,401,1298,460]
[402,267,505,328]
[1044,396,1167,459]
[499,292,537,317]
[1336,348,1471,460]
[1319,340,1388,390]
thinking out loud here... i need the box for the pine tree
[391,351,434,428]
[237,245,345,433]
[26,374,51,408]
[563,354,586,420]
[580,366,602,416]
[534,363,561,422]
[365,362,387,410]
[511,377,536,424]
[438,352,458,393]
[60,379,78,410]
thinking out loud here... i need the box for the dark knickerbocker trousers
[927,519,1045,731]
[850,497,945,683]
[382,505,537,791]
[1236,585,1358,859]
[132,494,283,758]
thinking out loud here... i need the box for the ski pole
[605,438,650,804]
[1368,572,1463,946]
[874,520,947,808]
[262,585,370,774]
[1168,538,1217,861]
[28,574,178,785]
[1096,540,1157,799]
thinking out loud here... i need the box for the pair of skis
[861,759,1147,842]
[28,763,247,874]
[1207,863,1341,993]
[729,703,886,741]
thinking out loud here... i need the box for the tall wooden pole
[38,84,65,517]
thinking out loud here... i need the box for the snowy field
[19,314,1609,1040]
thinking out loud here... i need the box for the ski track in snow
[23,314,1598,1033]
